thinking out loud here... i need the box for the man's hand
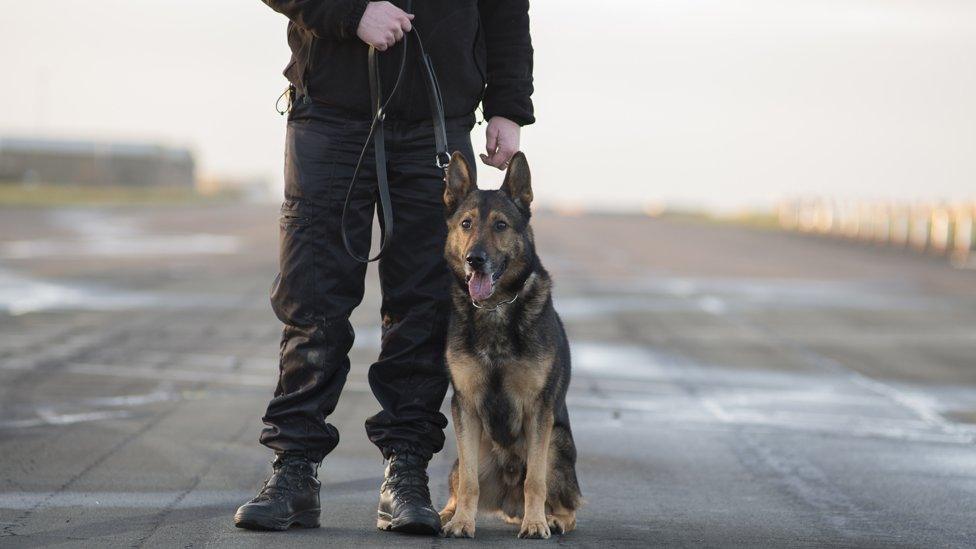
[480,116,521,170]
[356,1,413,51]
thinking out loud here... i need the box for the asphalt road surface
[1,203,975,548]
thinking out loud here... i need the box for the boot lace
[253,454,314,502]
[385,453,432,507]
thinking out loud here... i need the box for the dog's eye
[494,220,508,231]
[461,219,472,229]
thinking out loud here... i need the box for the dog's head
[443,151,535,304]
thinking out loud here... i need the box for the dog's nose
[466,251,488,268]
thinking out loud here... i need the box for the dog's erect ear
[500,152,532,211]
[444,151,475,215]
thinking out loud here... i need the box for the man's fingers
[394,13,410,37]
[479,153,500,168]
[480,152,508,170]
[484,143,517,170]
[358,2,417,49]
[483,124,509,169]
[485,129,498,158]
[491,146,516,169]
[497,146,517,166]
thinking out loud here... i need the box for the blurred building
[196,175,275,202]
[0,137,195,187]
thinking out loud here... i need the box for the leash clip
[435,151,451,170]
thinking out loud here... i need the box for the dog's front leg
[442,401,481,538]
[519,409,553,539]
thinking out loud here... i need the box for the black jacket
[263,0,534,125]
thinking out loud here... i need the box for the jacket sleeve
[261,0,369,40]
[478,0,535,126]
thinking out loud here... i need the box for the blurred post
[890,203,910,248]
[909,202,932,252]
[778,197,974,269]
[816,198,834,235]
[777,199,798,230]
[857,201,874,242]
[797,198,817,233]
[950,202,975,266]
[929,204,951,255]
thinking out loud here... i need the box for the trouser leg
[260,103,376,462]
[365,117,476,459]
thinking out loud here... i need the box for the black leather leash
[340,5,450,263]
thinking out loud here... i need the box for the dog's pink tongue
[468,272,493,302]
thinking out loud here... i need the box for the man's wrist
[489,116,520,129]
[484,110,532,127]
[341,0,371,39]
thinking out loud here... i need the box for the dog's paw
[439,509,455,526]
[547,513,576,535]
[518,517,550,539]
[442,517,476,538]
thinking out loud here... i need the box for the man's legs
[365,117,475,459]
[260,104,377,460]
[367,118,476,535]
[237,101,376,531]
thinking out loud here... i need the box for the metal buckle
[435,151,451,169]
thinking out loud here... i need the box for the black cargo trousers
[259,96,476,462]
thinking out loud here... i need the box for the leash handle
[340,5,451,263]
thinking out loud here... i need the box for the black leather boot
[376,451,441,535]
[234,453,321,531]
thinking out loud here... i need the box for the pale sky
[1,0,975,211]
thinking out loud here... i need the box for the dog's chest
[472,311,519,360]
[448,349,553,449]
[480,369,522,448]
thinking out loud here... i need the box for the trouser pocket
[271,199,320,327]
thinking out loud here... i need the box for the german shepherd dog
[438,152,581,539]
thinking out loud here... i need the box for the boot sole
[235,508,321,531]
[377,511,441,536]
